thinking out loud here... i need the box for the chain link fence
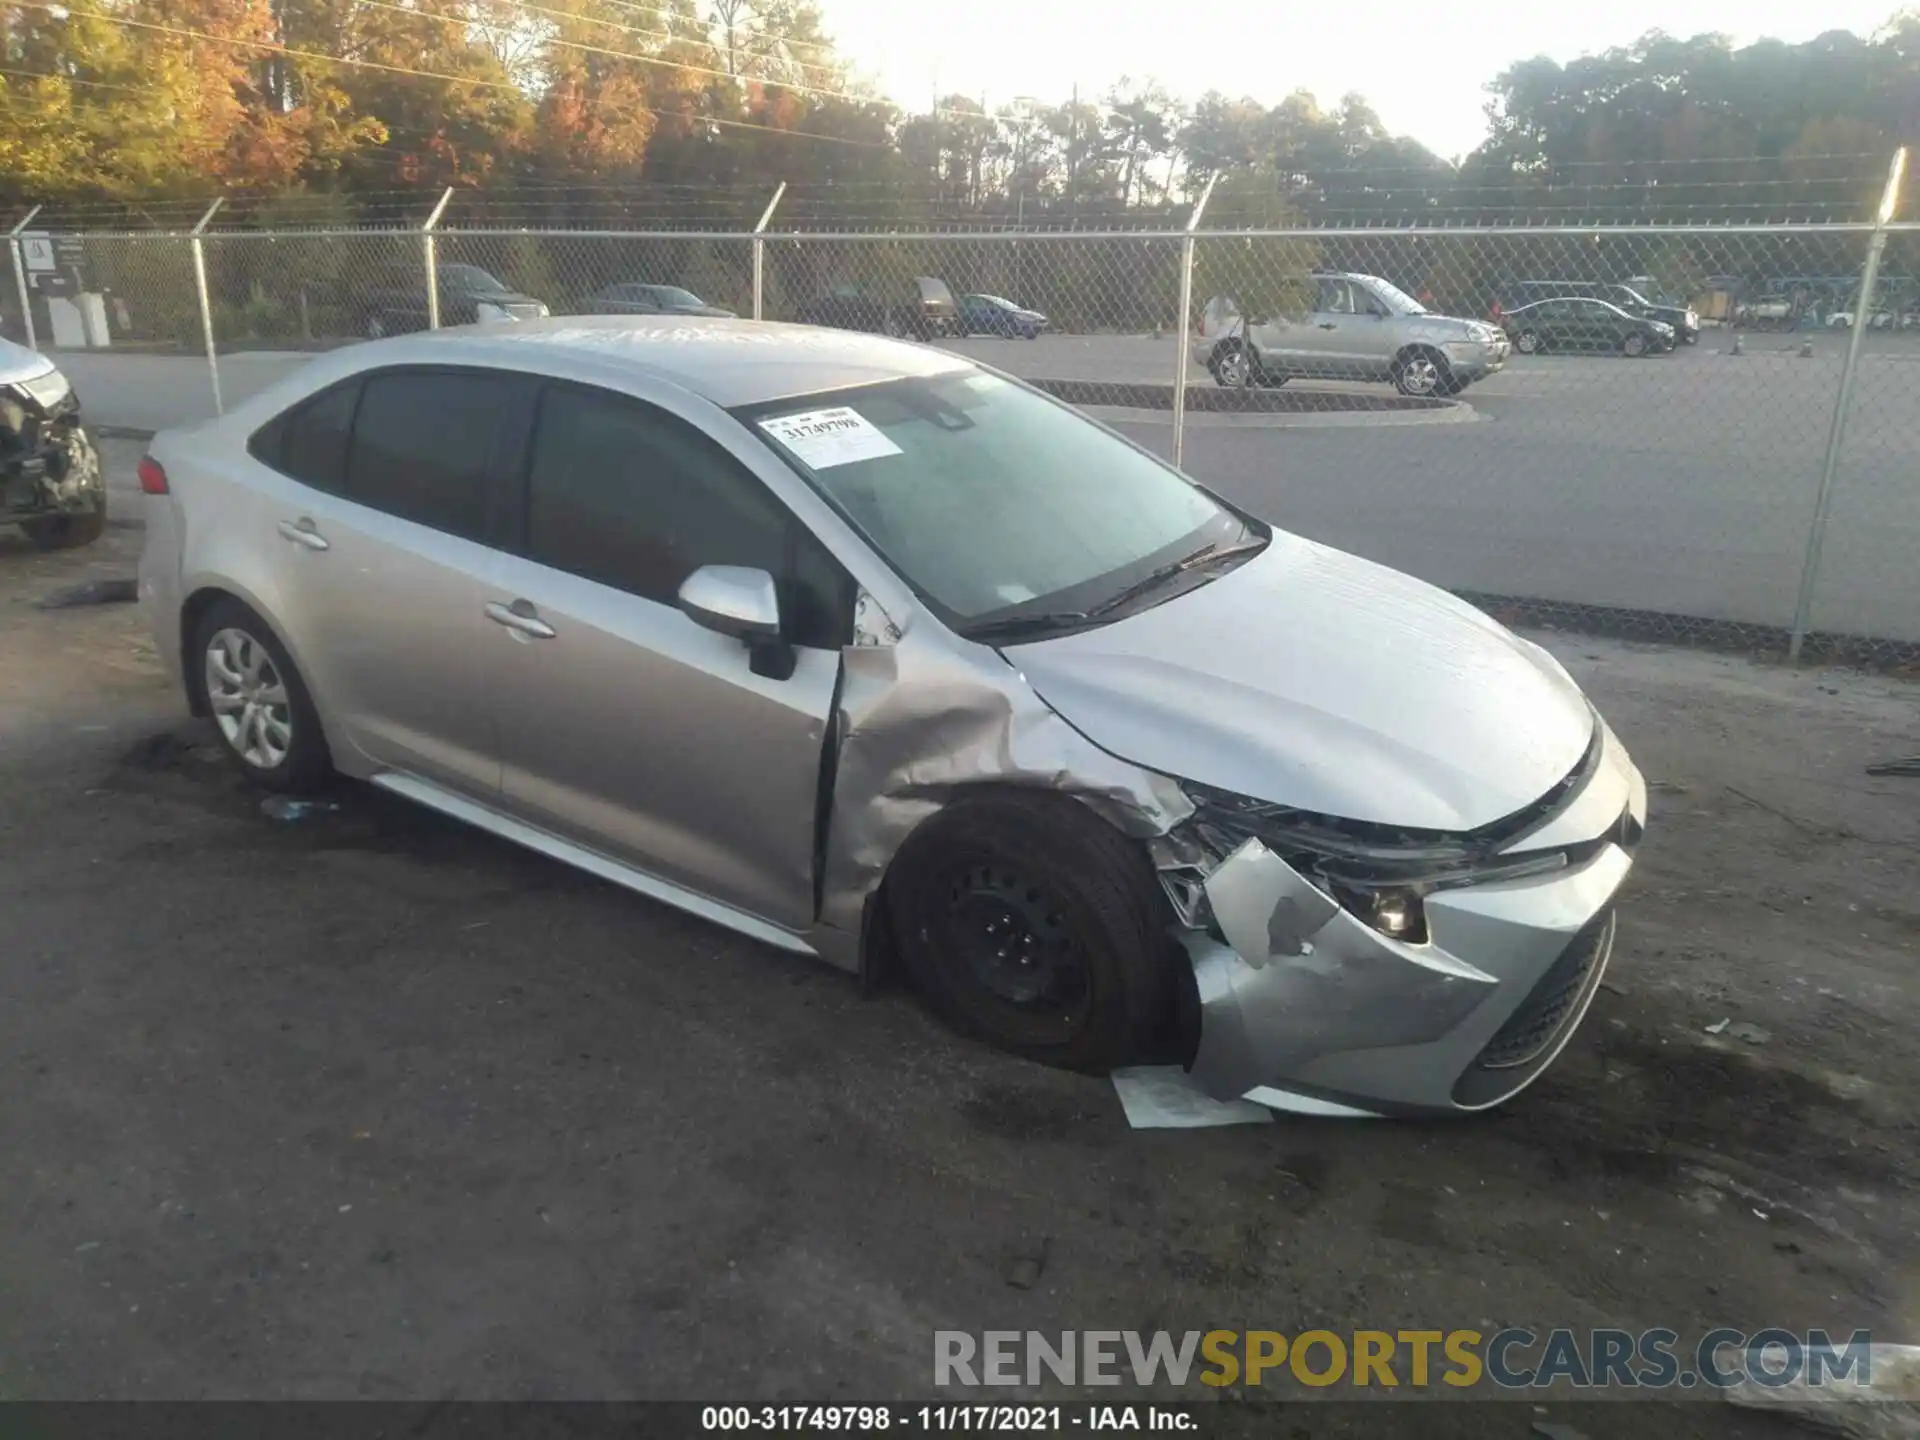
[5,206,1917,664]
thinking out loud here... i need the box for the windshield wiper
[962,538,1266,644]
[1082,538,1268,619]
[962,610,1094,642]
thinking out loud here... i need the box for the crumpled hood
[0,336,56,388]
[1000,535,1595,832]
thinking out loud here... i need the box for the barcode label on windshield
[758,407,902,468]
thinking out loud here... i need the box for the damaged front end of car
[2,364,104,530]
[1150,716,1648,1115]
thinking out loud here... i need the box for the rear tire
[885,790,1179,1073]
[1209,338,1258,389]
[192,597,332,794]
[1622,331,1648,357]
[20,507,105,550]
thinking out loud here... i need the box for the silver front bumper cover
[1184,724,1646,1115]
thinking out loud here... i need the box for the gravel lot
[56,325,1920,643]
[0,447,1914,1431]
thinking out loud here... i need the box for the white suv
[1196,272,1509,397]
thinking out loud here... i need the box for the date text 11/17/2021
[700,1405,1200,1432]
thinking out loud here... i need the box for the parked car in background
[797,277,961,340]
[957,293,1048,338]
[583,283,736,318]
[356,263,550,338]
[1500,280,1699,345]
[1500,297,1674,356]
[1197,272,1509,397]
[1827,306,1916,330]
[1,336,104,550]
[136,316,1645,1117]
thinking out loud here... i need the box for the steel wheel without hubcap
[941,862,1092,1045]
[205,627,294,770]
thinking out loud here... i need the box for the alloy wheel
[205,627,293,770]
[1399,353,1442,395]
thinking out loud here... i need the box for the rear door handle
[277,518,329,551]
[485,599,556,640]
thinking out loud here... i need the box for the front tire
[885,790,1179,1072]
[1622,331,1648,357]
[193,598,332,794]
[1392,346,1452,397]
[1515,329,1542,354]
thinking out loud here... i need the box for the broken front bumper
[1,375,102,524]
[1182,722,1647,1115]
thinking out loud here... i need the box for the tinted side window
[347,370,514,540]
[525,386,846,648]
[248,382,358,493]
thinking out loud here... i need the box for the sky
[817,0,1903,162]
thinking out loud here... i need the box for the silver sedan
[138,317,1645,1115]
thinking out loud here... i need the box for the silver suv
[1197,272,1509,397]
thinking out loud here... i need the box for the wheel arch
[177,584,333,751]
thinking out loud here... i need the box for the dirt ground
[0,449,1915,1437]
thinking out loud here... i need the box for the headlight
[475,301,510,323]
[536,302,551,318]
[15,367,74,412]
[1686,309,1699,326]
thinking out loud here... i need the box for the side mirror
[677,564,782,640]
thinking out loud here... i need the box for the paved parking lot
[1,449,1916,1424]
[57,324,1920,643]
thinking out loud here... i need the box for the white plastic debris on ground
[1110,1066,1273,1128]
[1726,1343,1920,1440]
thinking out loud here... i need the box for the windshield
[1364,277,1428,315]
[742,371,1258,634]
[650,286,704,306]
[440,265,509,294]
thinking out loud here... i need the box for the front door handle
[485,598,556,639]
[1317,322,1338,330]
[277,518,329,551]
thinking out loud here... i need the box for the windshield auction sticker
[759,408,902,468]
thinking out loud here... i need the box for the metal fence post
[421,187,454,330]
[1787,147,1909,662]
[189,197,225,415]
[1172,173,1219,471]
[752,181,787,321]
[8,204,43,352]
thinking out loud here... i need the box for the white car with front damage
[137,318,1644,1116]
[1,335,105,549]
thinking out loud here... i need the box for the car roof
[315,316,974,409]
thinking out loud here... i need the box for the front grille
[1475,909,1615,1070]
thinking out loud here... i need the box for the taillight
[137,456,169,494]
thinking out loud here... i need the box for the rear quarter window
[247,381,360,493]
